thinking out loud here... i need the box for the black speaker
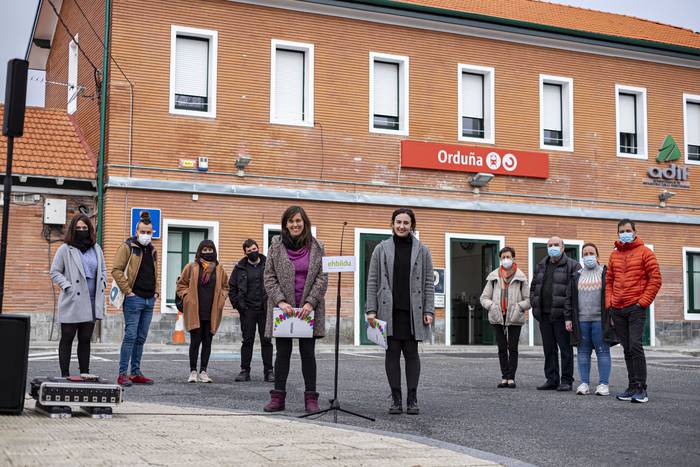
[0,314,30,414]
[2,59,29,138]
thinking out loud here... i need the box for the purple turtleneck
[286,245,310,306]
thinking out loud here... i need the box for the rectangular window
[616,85,647,159]
[461,73,484,138]
[686,251,700,316]
[270,40,314,126]
[165,228,208,304]
[370,52,408,135]
[169,26,217,118]
[458,64,494,143]
[684,94,700,164]
[67,37,78,114]
[540,75,573,151]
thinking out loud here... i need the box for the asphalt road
[27,346,700,467]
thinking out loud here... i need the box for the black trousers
[189,321,213,372]
[240,310,273,372]
[539,317,574,385]
[385,337,420,392]
[59,321,95,376]
[611,305,647,390]
[274,337,316,392]
[493,324,521,380]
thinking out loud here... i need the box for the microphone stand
[300,221,375,422]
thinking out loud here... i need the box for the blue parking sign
[131,208,161,239]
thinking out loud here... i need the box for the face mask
[547,246,562,258]
[583,256,598,269]
[75,230,90,240]
[246,251,260,262]
[501,258,513,269]
[619,232,634,244]
[138,233,152,246]
[200,252,216,262]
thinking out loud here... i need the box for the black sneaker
[264,370,275,383]
[235,370,251,382]
[389,389,402,415]
[616,387,636,401]
[406,389,419,415]
[631,389,649,403]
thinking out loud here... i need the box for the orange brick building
[16,0,700,345]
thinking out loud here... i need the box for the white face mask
[138,233,152,246]
[501,258,513,269]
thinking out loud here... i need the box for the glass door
[359,233,391,345]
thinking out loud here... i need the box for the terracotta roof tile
[0,106,96,180]
[393,0,700,51]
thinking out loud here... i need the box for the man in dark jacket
[229,239,274,382]
[530,236,581,391]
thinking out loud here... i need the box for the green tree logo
[656,135,681,163]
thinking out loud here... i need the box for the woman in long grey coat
[366,208,434,415]
[263,206,328,413]
[50,213,107,378]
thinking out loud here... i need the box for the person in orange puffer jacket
[605,219,661,404]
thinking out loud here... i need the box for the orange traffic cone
[172,311,186,345]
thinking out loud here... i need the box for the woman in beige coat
[176,240,229,384]
[480,246,530,389]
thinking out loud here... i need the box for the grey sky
[0,0,699,104]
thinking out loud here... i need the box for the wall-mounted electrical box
[198,156,209,172]
[44,199,67,225]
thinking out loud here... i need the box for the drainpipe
[96,0,111,246]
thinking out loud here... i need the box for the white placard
[272,308,314,338]
[322,256,356,273]
[366,319,388,349]
[434,294,445,309]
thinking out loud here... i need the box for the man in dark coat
[530,236,581,391]
[229,239,273,382]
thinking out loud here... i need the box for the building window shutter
[687,102,700,146]
[461,73,483,119]
[619,93,637,134]
[275,49,305,122]
[374,61,399,118]
[543,83,562,131]
[175,36,209,110]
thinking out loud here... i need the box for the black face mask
[71,229,94,252]
[76,230,90,240]
[246,251,260,262]
[200,252,216,262]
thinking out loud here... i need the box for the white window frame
[683,247,700,321]
[159,219,220,314]
[263,224,317,256]
[615,84,648,159]
[445,232,505,346]
[369,52,409,136]
[683,93,700,166]
[169,25,218,119]
[458,64,495,144]
[539,74,574,152]
[67,35,78,114]
[270,39,314,127]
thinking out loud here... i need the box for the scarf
[281,231,306,251]
[499,262,517,315]
[69,232,95,253]
[198,258,216,286]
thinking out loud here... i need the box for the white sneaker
[187,371,198,383]
[595,384,610,396]
[80,373,99,381]
[199,371,213,383]
[576,383,590,395]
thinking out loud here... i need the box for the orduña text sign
[322,256,356,273]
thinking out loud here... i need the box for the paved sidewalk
[0,400,522,467]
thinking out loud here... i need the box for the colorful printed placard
[366,319,388,349]
[272,307,314,338]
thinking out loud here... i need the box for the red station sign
[400,140,549,179]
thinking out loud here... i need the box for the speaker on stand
[0,314,30,414]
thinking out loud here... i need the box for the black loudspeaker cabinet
[0,314,30,415]
[2,59,29,138]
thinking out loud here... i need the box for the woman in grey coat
[366,208,435,415]
[263,206,328,413]
[50,213,107,378]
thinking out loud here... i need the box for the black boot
[389,388,402,414]
[235,370,250,382]
[406,388,419,415]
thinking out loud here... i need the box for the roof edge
[340,0,700,58]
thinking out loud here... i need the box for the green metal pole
[96,0,111,246]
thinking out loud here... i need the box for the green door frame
[165,227,208,305]
[358,232,391,345]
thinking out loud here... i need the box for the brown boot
[264,390,286,412]
[304,391,320,413]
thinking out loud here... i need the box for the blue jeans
[577,320,611,385]
[119,295,155,375]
